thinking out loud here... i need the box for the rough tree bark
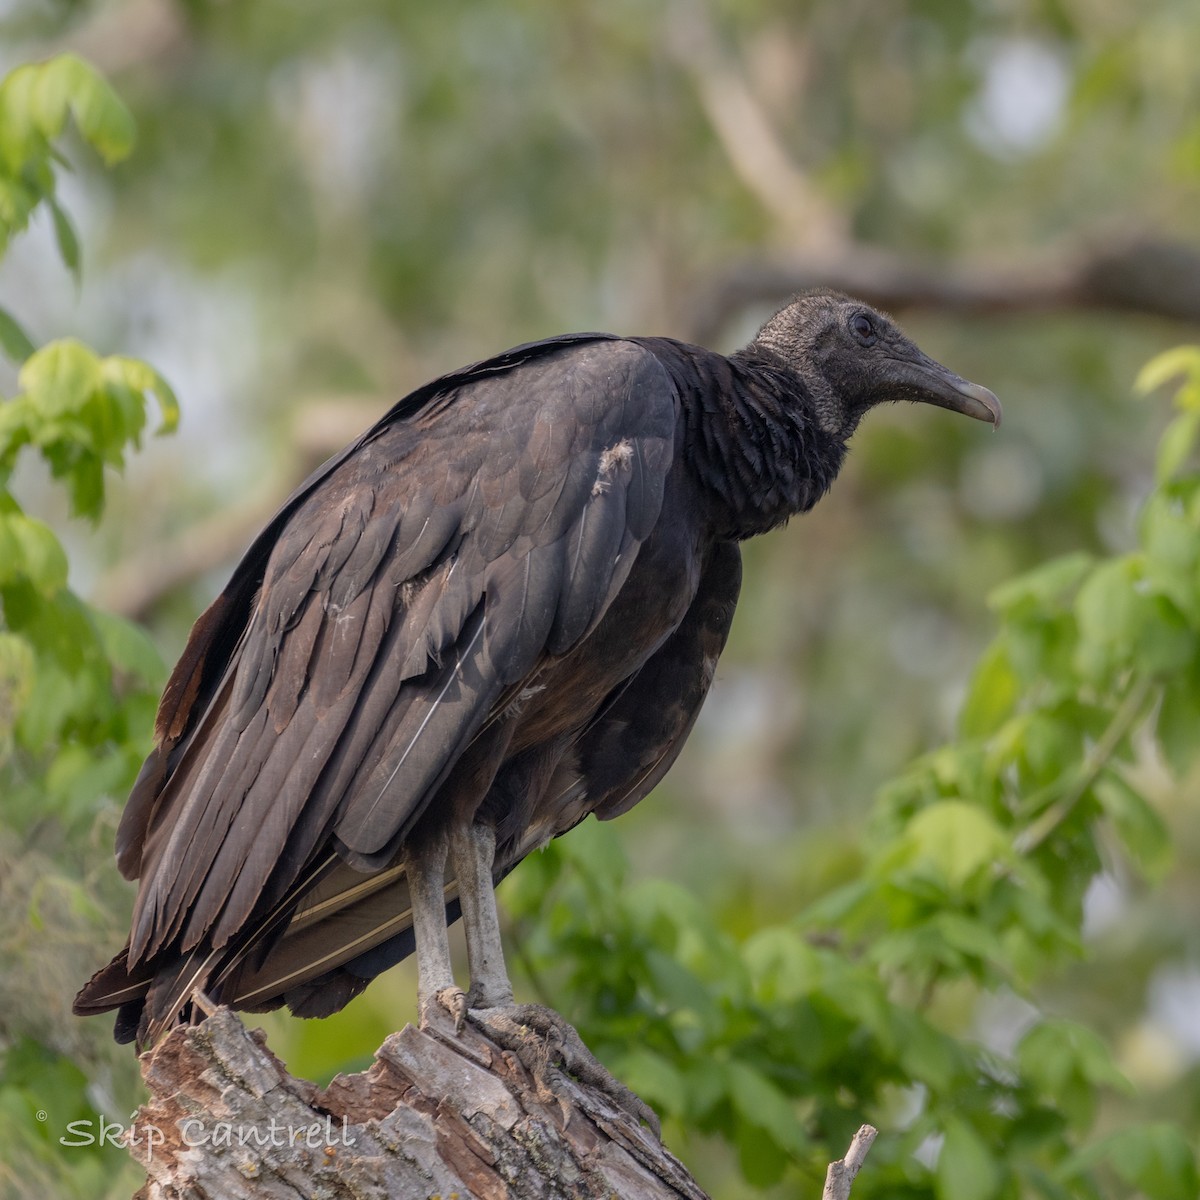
[125,1006,706,1199]
[124,1006,875,1199]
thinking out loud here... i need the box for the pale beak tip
[962,381,1002,429]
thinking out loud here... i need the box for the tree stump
[126,1006,708,1199]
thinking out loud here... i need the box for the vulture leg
[448,822,660,1134]
[449,820,515,1010]
[405,829,466,1029]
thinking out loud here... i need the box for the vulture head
[752,289,1002,440]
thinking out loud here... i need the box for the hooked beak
[889,355,1002,429]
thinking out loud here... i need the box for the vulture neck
[661,341,847,541]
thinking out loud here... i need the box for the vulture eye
[850,313,876,345]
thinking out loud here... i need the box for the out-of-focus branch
[92,486,282,622]
[45,0,190,75]
[662,1,1200,346]
[664,0,848,249]
[687,236,1200,343]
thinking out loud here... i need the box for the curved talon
[420,986,468,1032]
[439,985,469,1033]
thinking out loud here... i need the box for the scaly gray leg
[443,820,660,1137]
[405,828,465,1029]
[448,820,514,1012]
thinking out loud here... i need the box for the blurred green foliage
[1,2,1199,1198]
[0,53,133,270]
[0,53,167,1200]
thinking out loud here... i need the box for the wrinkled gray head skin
[752,290,1001,440]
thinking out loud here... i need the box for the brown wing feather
[225,540,741,1020]
[585,538,742,820]
[76,338,677,1038]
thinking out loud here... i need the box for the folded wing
[75,337,677,1035]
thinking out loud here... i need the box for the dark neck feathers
[638,339,847,541]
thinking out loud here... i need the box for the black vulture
[75,290,999,1060]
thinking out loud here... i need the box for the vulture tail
[72,859,464,1046]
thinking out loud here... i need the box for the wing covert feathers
[76,338,679,1037]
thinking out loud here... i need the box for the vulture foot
[467,1003,661,1138]
[421,985,468,1033]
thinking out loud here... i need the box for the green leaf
[1095,773,1173,879]
[1156,672,1200,777]
[892,1010,967,1094]
[609,1048,685,1112]
[53,54,136,165]
[1074,557,1136,647]
[1140,491,1200,620]
[17,338,101,418]
[1017,1018,1130,1128]
[796,876,873,933]
[726,1060,807,1158]
[734,1119,791,1188]
[16,660,84,752]
[0,630,36,735]
[104,357,180,434]
[959,638,1020,738]
[1135,345,1200,399]
[0,305,35,362]
[937,1117,1002,1200]
[47,194,80,281]
[0,512,69,594]
[681,1059,728,1123]
[1072,557,1191,679]
[5,54,137,166]
[44,743,137,821]
[744,926,823,1003]
[7,341,176,518]
[642,949,719,1023]
[1019,710,1083,784]
[928,911,1008,965]
[885,800,1011,890]
[1138,596,1194,675]
[89,609,166,687]
[989,551,1093,614]
[1100,1124,1199,1200]
[1155,410,1200,482]
[58,453,105,519]
[0,55,134,280]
